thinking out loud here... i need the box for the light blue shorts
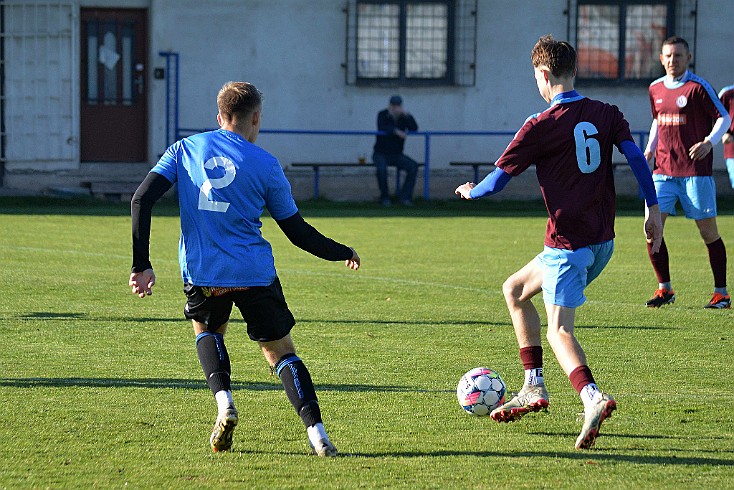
[727,158,734,189]
[536,240,614,308]
[653,174,717,219]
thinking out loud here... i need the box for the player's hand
[643,150,653,164]
[644,204,663,254]
[394,129,407,140]
[345,247,360,270]
[129,268,156,298]
[722,133,733,145]
[689,140,713,160]
[454,182,475,200]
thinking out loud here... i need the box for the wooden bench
[449,161,496,183]
[81,180,142,201]
[290,162,424,200]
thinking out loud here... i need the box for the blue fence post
[423,132,431,201]
[158,51,180,148]
[174,52,180,143]
[159,52,171,148]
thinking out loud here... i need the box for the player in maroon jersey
[455,35,662,449]
[643,36,731,309]
[718,84,734,188]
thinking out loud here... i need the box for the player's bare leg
[544,305,616,449]
[261,335,337,457]
[491,260,549,422]
[504,259,544,348]
[544,304,586,375]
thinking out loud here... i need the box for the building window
[345,0,477,87]
[568,0,697,85]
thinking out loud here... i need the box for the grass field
[0,196,732,489]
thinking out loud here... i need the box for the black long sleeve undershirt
[131,171,352,272]
[276,212,353,261]
[131,172,172,272]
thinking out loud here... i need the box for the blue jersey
[151,129,298,286]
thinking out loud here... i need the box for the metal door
[80,8,147,162]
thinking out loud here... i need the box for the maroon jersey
[719,85,734,159]
[496,93,632,250]
[648,72,724,176]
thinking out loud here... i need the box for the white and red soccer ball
[457,367,507,416]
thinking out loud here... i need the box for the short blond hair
[217,81,262,121]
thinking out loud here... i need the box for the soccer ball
[457,367,507,416]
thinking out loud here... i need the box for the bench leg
[313,166,320,199]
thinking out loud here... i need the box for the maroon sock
[706,238,727,289]
[648,237,671,284]
[569,365,596,394]
[519,346,543,370]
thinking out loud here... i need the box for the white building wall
[2,0,78,171]
[147,0,734,169]
[3,0,733,193]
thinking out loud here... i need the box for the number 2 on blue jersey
[574,122,601,173]
[198,156,235,212]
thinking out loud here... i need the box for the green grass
[0,196,732,489]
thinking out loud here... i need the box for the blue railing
[175,127,650,200]
[162,51,649,201]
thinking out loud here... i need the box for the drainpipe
[0,3,5,187]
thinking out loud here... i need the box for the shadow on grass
[0,377,450,393]
[332,449,734,466]
[11,312,511,328]
[298,318,510,328]
[12,312,185,323]
[576,324,674,330]
[13,312,671,331]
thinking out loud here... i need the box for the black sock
[275,353,322,427]
[196,332,231,395]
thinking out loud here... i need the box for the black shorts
[183,277,295,342]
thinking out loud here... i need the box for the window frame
[570,0,676,87]
[354,0,456,87]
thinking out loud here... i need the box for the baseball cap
[389,95,403,106]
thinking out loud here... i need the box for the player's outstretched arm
[455,167,512,200]
[129,269,156,298]
[276,212,359,270]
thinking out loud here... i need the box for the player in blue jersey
[456,36,662,449]
[129,81,360,456]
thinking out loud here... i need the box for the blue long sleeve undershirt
[468,141,658,206]
[620,139,658,206]
[468,167,512,199]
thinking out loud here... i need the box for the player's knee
[502,277,522,305]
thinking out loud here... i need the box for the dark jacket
[373,109,418,155]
